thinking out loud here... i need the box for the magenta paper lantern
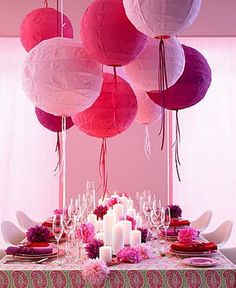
[35,107,74,132]
[20,7,73,52]
[80,0,147,66]
[125,37,185,91]
[22,37,103,117]
[135,90,161,124]
[148,45,212,110]
[72,73,138,138]
[123,0,202,38]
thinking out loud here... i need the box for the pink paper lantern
[20,7,73,52]
[135,90,161,124]
[35,107,74,132]
[72,73,138,138]
[22,37,103,117]
[148,45,212,110]
[125,37,185,91]
[123,0,202,38]
[80,0,147,66]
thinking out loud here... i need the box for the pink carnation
[135,244,154,260]
[82,259,110,288]
[178,227,199,244]
[106,197,118,208]
[77,223,95,243]
[117,247,141,263]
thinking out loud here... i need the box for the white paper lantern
[22,37,103,116]
[123,0,202,38]
[125,37,185,92]
[135,90,161,124]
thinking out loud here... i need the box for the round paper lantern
[20,7,73,52]
[22,37,103,117]
[80,0,147,66]
[35,107,74,132]
[148,45,212,110]
[125,37,185,91]
[123,0,202,38]
[72,73,138,138]
[135,90,161,124]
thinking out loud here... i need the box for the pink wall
[64,120,169,206]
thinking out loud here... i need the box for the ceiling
[1,0,236,37]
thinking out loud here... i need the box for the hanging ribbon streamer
[44,0,48,8]
[97,138,109,200]
[60,0,64,38]
[53,132,61,176]
[172,110,181,182]
[144,125,151,160]
[61,116,67,207]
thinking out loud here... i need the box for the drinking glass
[86,180,96,210]
[63,208,76,259]
[52,214,63,262]
[161,206,171,243]
[150,209,162,255]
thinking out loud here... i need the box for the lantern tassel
[97,138,109,200]
[157,38,168,150]
[53,132,61,176]
[144,125,151,160]
[172,110,181,182]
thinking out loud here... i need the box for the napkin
[170,241,217,252]
[6,243,53,255]
[170,219,190,227]
[42,221,52,228]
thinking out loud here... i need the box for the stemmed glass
[63,207,76,259]
[150,208,162,255]
[161,206,171,243]
[52,214,63,262]
[142,199,152,237]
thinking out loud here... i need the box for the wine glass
[161,206,171,243]
[86,180,96,210]
[150,209,162,255]
[52,214,63,262]
[63,207,76,259]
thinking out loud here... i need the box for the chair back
[0,249,5,260]
[16,210,39,231]
[1,221,25,246]
[191,210,213,232]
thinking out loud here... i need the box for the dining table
[0,240,235,288]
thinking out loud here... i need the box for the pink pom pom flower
[82,258,110,288]
[117,247,141,263]
[178,227,199,244]
[77,223,95,243]
[135,244,154,260]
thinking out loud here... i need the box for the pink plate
[182,257,219,267]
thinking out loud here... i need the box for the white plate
[170,249,218,257]
[182,257,219,267]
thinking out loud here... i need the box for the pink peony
[135,244,154,260]
[117,247,141,263]
[93,205,108,220]
[82,258,110,288]
[77,223,95,243]
[178,227,199,244]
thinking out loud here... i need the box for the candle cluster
[86,192,143,262]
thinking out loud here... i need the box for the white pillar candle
[127,199,133,209]
[103,214,116,246]
[87,213,97,231]
[111,191,120,200]
[97,220,103,232]
[96,232,105,241]
[120,195,128,215]
[99,246,112,263]
[113,204,124,222]
[127,207,136,218]
[107,209,114,215]
[98,199,103,206]
[136,215,142,228]
[112,223,124,255]
[120,220,132,245]
[130,230,141,247]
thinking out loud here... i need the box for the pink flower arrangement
[82,258,110,288]
[85,239,104,259]
[93,205,108,220]
[135,244,154,260]
[126,215,136,230]
[117,247,142,263]
[178,227,199,244]
[26,225,50,243]
[77,223,95,243]
[106,197,118,208]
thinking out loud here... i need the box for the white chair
[190,210,213,232]
[203,220,233,248]
[1,221,25,246]
[16,210,40,231]
[220,247,236,264]
[0,249,5,260]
